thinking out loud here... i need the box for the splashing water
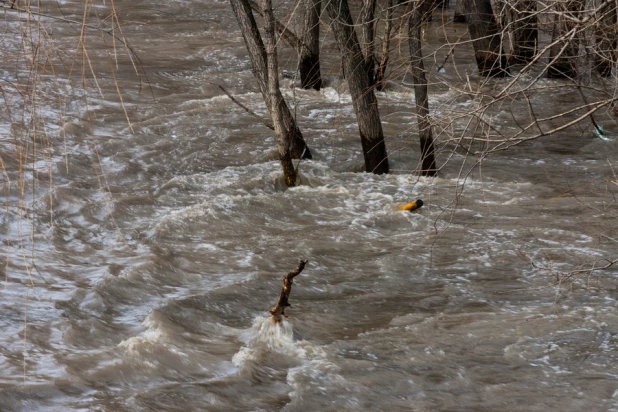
[233,317,325,379]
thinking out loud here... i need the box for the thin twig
[218,85,274,130]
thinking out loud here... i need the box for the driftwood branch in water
[269,259,308,323]
[218,85,274,130]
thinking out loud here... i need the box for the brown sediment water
[0,1,617,411]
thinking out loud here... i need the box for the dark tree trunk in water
[360,0,377,84]
[325,0,389,174]
[595,1,616,77]
[250,0,322,91]
[299,0,322,90]
[408,0,437,176]
[230,0,312,161]
[424,0,449,21]
[547,1,581,78]
[375,0,393,91]
[248,0,322,91]
[453,0,467,23]
[463,0,509,77]
[509,0,537,65]
[262,0,298,186]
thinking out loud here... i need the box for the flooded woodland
[1,0,618,410]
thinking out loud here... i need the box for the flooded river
[1,0,618,410]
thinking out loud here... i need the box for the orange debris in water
[400,199,424,211]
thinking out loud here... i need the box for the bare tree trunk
[425,0,449,21]
[454,0,467,22]
[326,0,389,174]
[547,1,581,78]
[299,0,322,90]
[262,0,298,186]
[463,0,509,77]
[595,0,617,77]
[509,0,538,65]
[361,0,378,84]
[578,0,596,85]
[249,0,303,52]
[376,0,394,91]
[230,0,312,161]
[249,0,323,92]
[408,0,437,176]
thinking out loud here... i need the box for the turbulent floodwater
[1,1,618,411]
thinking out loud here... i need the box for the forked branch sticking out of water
[269,260,308,324]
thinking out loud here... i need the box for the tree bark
[262,0,298,186]
[249,0,303,52]
[375,0,394,91]
[577,0,596,85]
[508,0,538,65]
[453,0,467,22]
[230,0,312,160]
[408,0,437,176]
[249,0,322,90]
[462,0,509,77]
[595,0,616,77]
[299,0,322,90]
[425,0,449,22]
[269,260,308,323]
[547,1,581,79]
[325,0,389,174]
[360,0,378,84]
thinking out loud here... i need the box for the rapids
[0,0,617,411]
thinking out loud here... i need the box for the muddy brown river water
[1,1,618,411]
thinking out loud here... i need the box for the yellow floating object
[400,199,424,211]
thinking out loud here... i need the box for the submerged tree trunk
[547,1,581,78]
[453,0,467,23]
[360,0,377,84]
[325,0,389,174]
[262,0,298,186]
[463,0,509,76]
[408,0,437,176]
[230,0,312,161]
[375,0,394,91]
[299,0,322,90]
[508,0,538,65]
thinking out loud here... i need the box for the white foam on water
[307,108,339,121]
[233,316,327,375]
[319,87,353,104]
[286,359,347,404]
[180,92,263,110]
[234,317,301,361]
[115,310,236,381]
[118,311,171,355]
